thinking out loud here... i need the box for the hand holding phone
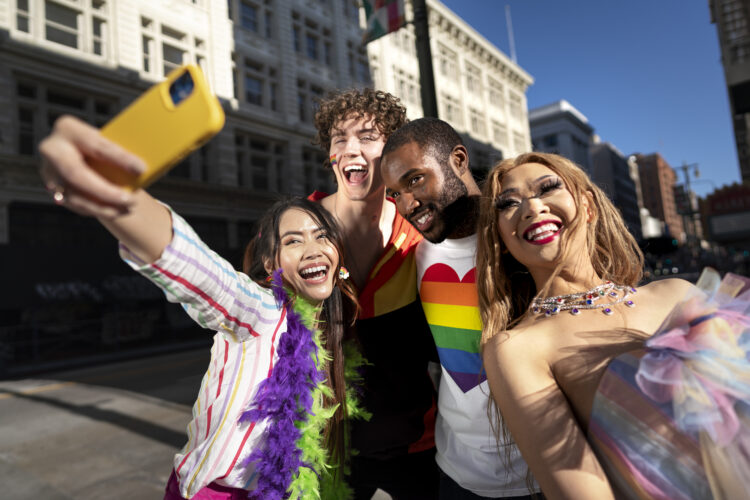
[92,64,225,190]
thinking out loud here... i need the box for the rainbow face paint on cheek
[329,155,337,167]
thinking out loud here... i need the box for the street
[0,349,207,499]
[0,349,391,499]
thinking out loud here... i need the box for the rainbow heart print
[420,263,486,393]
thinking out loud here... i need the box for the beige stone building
[0,0,368,371]
[366,0,534,177]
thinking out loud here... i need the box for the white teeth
[416,212,430,225]
[344,165,366,172]
[525,223,559,240]
[300,265,327,277]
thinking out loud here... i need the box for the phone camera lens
[169,71,195,106]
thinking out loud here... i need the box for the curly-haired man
[309,89,440,498]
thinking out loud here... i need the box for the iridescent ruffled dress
[588,270,750,500]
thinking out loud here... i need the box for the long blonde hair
[476,152,644,344]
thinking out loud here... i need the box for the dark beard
[438,194,479,241]
[428,169,478,243]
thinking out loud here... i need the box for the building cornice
[426,0,534,90]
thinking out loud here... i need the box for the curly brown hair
[313,88,407,164]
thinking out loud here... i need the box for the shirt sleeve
[119,208,278,341]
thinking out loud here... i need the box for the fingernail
[129,159,147,174]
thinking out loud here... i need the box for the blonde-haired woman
[476,152,750,499]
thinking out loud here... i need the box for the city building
[589,141,642,240]
[709,0,750,184]
[701,182,750,245]
[627,154,664,239]
[0,0,371,373]
[632,153,685,241]
[366,0,534,177]
[528,99,594,174]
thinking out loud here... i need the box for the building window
[297,80,325,123]
[488,78,505,109]
[240,1,258,31]
[441,93,463,127]
[240,57,279,111]
[491,121,507,148]
[722,0,749,42]
[235,132,285,191]
[169,144,209,181]
[45,1,78,49]
[17,0,31,33]
[37,0,109,56]
[323,28,332,65]
[303,147,331,193]
[19,106,36,155]
[438,44,457,81]
[245,75,262,105]
[141,18,205,77]
[347,41,370,82]
[394,69,419,106]
[394,28,413,54]
[513,131,526,154]
[508,93,523,120]
[162,43,185,75]
[15,79,116,157]
[233,0,273,37]
[306,33,318,59]
[264,9,273,38]
[469,108,486,137]
[292,15,332,65]
[465,62,482,95]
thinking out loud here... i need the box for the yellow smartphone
[93,64,225,190]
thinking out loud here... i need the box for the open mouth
[299,264,330,283]
[410,209,434,233]
[343,165,368,184]
[523,221,562,245]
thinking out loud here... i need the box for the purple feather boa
[239,269,325,499]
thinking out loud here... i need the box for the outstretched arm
[39,115,171,263]
[483,331,615,500]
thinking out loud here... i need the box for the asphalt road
[0,349,392,500]
[0,349,207,499]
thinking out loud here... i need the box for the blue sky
[439,0,738,197]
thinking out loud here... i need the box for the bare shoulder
[639,278,693,303]
[483,319,555,369]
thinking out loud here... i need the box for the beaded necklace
[530,281,637,316]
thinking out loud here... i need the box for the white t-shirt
[416,234,534,497]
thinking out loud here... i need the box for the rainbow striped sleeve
[420,263,485,393]
[119,209,277,340]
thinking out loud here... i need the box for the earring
[265,275,273,283]
[338,266,350,280]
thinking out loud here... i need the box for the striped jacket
[121,211,286,498]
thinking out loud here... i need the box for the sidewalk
[0,349,392,499]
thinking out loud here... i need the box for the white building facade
[0,0,374,247]
[0,0,373,371]
[366,0,534,176]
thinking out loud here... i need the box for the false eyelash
[539,178,563,194]
[495,197,516,210]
